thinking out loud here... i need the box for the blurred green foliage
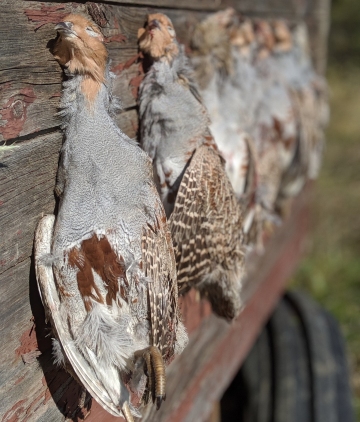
[293,0,360,416]
[330,0,360,65]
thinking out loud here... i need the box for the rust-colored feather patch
[51,14,108,106]
[138,13,178,61]
[68,246,102,311]
[68,234,127,310]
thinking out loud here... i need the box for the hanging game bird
[249,19,299,223]
[190,10,260,243]
[268,20,329,202]
[190,11,328,246]
[190,10,258,204]
[138,13,246,320]
[34,14,187,421]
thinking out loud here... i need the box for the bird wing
[34,215,131,418]
[140,190,179,362]
[276,88,309,200]
[169,143,244,290]
[242,134,258,204]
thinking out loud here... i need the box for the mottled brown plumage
[169,144,245,319]
[139,13,246,320]
[35,13,187,421]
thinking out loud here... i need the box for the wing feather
[141,192,179,362]
[169,144,245,290]
[34,215,129,417]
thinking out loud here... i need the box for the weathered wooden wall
[0,1,329,421]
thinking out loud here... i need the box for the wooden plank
[222,0,307,17]
[140,188,310,422]
[0,133,61,274]
[0,0,320,144]
[0,1,328,420]
[115,108,139,139]
[0,188,309,421]
[0,258,81,422]
[70,0,307,16]
[305,0,331,74]
[90,0,221,11]
[0,108,138,275]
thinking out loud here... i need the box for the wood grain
[140,189,310,422]
[0,258,83,422]
[0,133,61,275]
[305,0,331,74]
[0,0,329,420]
[0,0,320,144]
[0,1,207,143]
[95,0,221,10]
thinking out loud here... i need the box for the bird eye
[167,26,175,37]
[85,26,98,37]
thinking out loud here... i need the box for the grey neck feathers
[139,44,209,159]
[53,62,154,252]
[58,65,123,134]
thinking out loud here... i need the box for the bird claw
[156,396,162,410]
[156,392,167,410]
[137,346,166,410]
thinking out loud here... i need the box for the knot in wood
[11,100,25,119]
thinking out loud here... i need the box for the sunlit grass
[292,64,360,417]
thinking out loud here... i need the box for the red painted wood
[47,180,309,422]
[86,401,122,421]
[163,195,309,422]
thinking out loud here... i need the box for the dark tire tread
[221,291,354,422]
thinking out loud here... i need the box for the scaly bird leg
[136,346,166,409]
[147,346,166,409]
[121,402,134,422]
[78,386,90,409]
[143,347,154,404]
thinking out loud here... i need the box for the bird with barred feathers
[138,13,246,320]
[251,19,299,225]
[268,20,329,207]
[189,11,327,245]
[190,10,259,242]
[34,14,187,421]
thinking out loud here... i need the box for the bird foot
[121,401,134,422]
[135,346,166,410]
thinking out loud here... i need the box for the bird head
[138,13,178,61]
[254,20,275,57]
[272,20,293,52]
[230,19,255,48]
[191,8,235,56]
[52,14,107,84]
[191,9,236,84]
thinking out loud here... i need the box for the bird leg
[142,347,154,405]
[148,346,166,409]
[135,346,166,410]
[79,388,88,409]
[121,402,134,422]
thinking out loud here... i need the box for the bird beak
[54,21,76,37]
[148,19,161,30]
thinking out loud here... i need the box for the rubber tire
[221,291,354,422]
